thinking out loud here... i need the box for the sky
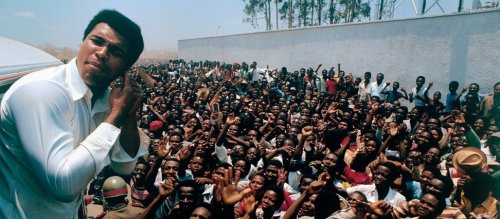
[0,0,475,53]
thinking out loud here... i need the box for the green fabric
[465,129,481,148]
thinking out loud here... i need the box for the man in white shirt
[367,73,389,101]
[346,162,406,207]
[358,72,372,101]
[249,61,267,82]
[0,10,147,218]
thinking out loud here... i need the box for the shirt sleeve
[215,144,228,163]
[109,129,148,175]
[5,81,120,202]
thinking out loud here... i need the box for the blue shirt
[445,92,460,112]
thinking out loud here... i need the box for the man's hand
[159,177,178,197]
[215,167,252,205]
[302,126,314,137]
[108,72,144,127]
[370,200,392,217]
[157,142,171,159]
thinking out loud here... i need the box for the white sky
[0,0,476,51]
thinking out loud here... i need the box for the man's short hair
[449,81,459,89]
[83,9,144,66]
[266,159,283,169]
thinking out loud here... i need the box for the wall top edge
[179,8,500,43]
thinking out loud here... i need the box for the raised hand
[226,114,235,125]
[277,169,288,186]
[159,177,178,197]
[178,145,192,161]
[302,126,314,137]
[306,172,329,194]
[215,167,252,205]
[242,195,257,216]
[108,72,144,126]
[369,200,392,217]
[157,141,171,158]
[389,122,399,137]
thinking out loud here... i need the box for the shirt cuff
[81,122,121,174]
[109,128,149,175]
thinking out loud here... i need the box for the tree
[243,0,271,30]
[243,0,370,29]
[279,0,294,28]
[338,0,370,23]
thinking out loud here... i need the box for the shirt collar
[66,58,90,101]
[66,58,110,113]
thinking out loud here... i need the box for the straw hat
[452,147,487,174]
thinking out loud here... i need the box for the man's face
[419,170,434,191]
[162,160,179,178]
[189,156,204,175]
[228,125,239,136]
[133,163,146,182]
[373,165,391,187]
[426,178,445,197]
[178,186,196,211]
[364,73,371,81]
[417,194,439,217]
[246,148,259,162]
[416,77,425,87]
[264,165,279,183]
[393,82,400,90]
[234,160,248,176]
[469,84,479,94]
[322,153,339,171]
[424,147,440,165]
[169,136,182,151]
[495,84,500,96]
[376,73,384,83]
[77,23,130,89]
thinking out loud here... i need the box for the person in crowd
[96,176,144,218]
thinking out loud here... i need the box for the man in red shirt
[325,73,337,97]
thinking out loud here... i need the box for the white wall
[179,9,500,95]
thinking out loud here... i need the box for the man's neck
[89,86,106,107]
[375,184,390,200]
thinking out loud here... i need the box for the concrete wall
[179,9,500,95]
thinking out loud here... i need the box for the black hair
[178,180,202,197]
[193,202,220,219]
[314,184,341,218]
[351,152,371,172]
[266,159,283,169]
[417,76,426,83]
[83,9,143,66]
[432,173,454,198]
[422,193,446,216]
[375,161,400,182]
[429,127,443,141]
[232,158,251,177]
[449,81,459,89]
[421,165,441,178]
[263,186,285,211]
[470,82,480,90]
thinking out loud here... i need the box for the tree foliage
[243,0,371,30]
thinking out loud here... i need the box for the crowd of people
[87,60,500,219]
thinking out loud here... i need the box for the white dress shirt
[0,58,147,219]
[347,184,406,207]
[368,81,388,101]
